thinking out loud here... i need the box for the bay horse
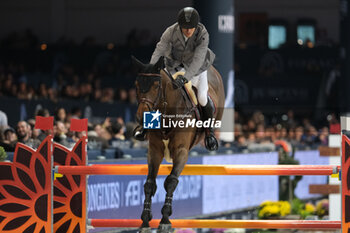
[132,56,225,233]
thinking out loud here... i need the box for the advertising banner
[202,152,279,214]
[88,157,203,220]
[294,150,329,199]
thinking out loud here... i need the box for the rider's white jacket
[150,22,216,81]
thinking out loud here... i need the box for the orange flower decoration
[0,137,52,232]
[53,137,87,233]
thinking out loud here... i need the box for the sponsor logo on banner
[88,176,202,212]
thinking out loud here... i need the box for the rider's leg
[192,71,219,151]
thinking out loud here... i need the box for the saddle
[170,71,216,120]
[172,71,198,105]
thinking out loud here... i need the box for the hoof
[157,224,173,233]
[139,227,152,233]
[133,127,147,141]
[205,135,218,151]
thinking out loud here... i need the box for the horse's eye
[153,81,160,89]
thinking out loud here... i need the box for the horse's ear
[131,56,145,71]
[154,56,165,72]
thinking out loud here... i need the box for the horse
[132,56,225,233]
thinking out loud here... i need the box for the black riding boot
[202,97,219,151]
[133,125,147,141]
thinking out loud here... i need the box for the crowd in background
[0,29,152,104]
[0,105,340,159]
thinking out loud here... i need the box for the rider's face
[181,27,196,38]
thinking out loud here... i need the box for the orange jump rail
[88,219,341,229]
[56,164,339,176]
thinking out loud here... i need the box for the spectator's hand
[174,75,188,89]
[103,117,111,128]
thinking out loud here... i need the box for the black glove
[174,75,188,89]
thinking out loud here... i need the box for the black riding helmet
[177,7,199,29]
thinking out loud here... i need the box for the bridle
[136,73,164,112]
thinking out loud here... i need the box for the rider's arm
[184,30,209,80]
[150,27,172,64]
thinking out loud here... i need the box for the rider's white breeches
[191,70,208,106]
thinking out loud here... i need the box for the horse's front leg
[158,146,188,233]
[140,143,163,233]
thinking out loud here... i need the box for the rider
[134,7,218,151]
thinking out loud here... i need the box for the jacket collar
[175,24,186,47]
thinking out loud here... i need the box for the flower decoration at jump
[53,137,87,233]
[258,200,291,219]
[0,138,52,232]
[291,199,316,219]
[316,199,329,218]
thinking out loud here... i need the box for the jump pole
[88,219,341,229]
[56,164,339,176]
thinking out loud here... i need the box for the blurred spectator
[17,81,34,100]
[100,88,115,103]
[0,110,8,130]
[318,127,329,145]
[53,121,70,147]
[94,123,112,141]
[35,108,50,117]
[118,88,128,103]
[301,125,319,146]
[70,107,82,119]
[234,123,243,138]
[235,134,248,149]
[37,83,49,99]
[109,121,132,148]
[128,88,138,105]
[284,110,298,128]
[244,119,256,133]
[293,126,304,145]
[87,128,109,150]
[0,127,17,151]
[55,107,67,122]
[27,118,45,141]
[255,124,266,143]
[16,121,41,148]
[265,126,276,142]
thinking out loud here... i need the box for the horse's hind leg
[140,146,163,233]
[158,147,188,233]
